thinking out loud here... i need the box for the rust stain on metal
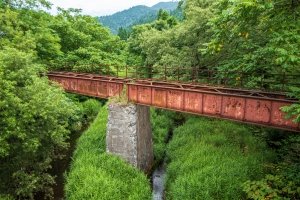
[97,82,108,98]
[167,90,184,110]
[245,99,271,123]
[69,79,75,90]
[128,85,138,102]
[87,80,96,96]
[222,96,246,120]
[203,94,222,115]
[152,88,167,107]
[108,83,121,97]
[271,102,298,128]
[61,78,71,90]
[184,91,203,113]
[137,86,152,104]
[77,79,90,94]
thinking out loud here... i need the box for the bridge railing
[94,65,300,93]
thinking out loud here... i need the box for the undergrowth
[165,117,275,200]
[65,106,151,200]
[243,134,300,199]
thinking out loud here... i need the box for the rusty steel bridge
[47,66,300,132]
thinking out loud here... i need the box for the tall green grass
[165,117,274,200]
[151,109,174,165]
[65,106,151,200]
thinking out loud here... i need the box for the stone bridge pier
[106,103,154,173]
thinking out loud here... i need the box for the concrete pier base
[106,103,153,172]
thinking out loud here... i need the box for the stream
[51,130,82,200]
[152,161,167,200]
[151,114,185,200]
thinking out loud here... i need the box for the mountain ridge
[98,1,179,34]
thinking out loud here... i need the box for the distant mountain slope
[98,1,179,34]
[151,1,179,10]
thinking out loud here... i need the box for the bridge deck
[47,71,300,132]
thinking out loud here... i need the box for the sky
[48,0,167,16]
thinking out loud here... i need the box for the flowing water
[152,161,167,200]
[152,115,185,200]
[51,130,82,200]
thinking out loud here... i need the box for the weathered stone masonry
[106,103,153,172]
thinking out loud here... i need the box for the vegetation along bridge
[47,66,300,133]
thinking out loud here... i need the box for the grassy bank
[165,117,274,200]
[151,109,175,165]
[65,106,151,200]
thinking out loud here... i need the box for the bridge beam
[106,103,154,173]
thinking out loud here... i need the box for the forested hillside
[151,1,178,10]
[0,0,299,199]
[98,1,180,34]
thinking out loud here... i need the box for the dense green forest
[0,0,299,199]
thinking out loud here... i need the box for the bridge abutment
[106,103,154,173]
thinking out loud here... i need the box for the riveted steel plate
[222,96,246,120]
[152,88,167,107]
[203,94,222,115]
[137,86,152,104]
[167,90,184,110]
[108,83,121,97]
[97,82,108,98]
[128,85,138,102]
[245,99,271,123]
[183,91,203,113]
[271,102,298,128]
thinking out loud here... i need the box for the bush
[0,195,13,200]
[243,135,300,199]
[63,96,103,132]
[82,99,102,123]
[65,106,151,200]
[243,174,299,200]
[165,117,274,200]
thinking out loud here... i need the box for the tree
[127,0,216,80]
[49,8,127,73]
[0,48,78,199]
[118,27,130,40]
[0,0,51,9]
[207,0,300,89]
[0,7,62,64]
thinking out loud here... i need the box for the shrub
[82,99,102,123]
[243,135,300,200]
[0,195,13,200]
[243,174,299,200]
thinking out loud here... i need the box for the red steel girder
[47,71,300,132]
